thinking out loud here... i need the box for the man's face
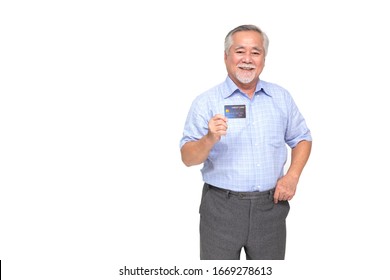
[224,30,265,88]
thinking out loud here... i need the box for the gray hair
[224,24,269,56]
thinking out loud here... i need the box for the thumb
[273,188,279,204]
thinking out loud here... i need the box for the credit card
[224,105,246,118]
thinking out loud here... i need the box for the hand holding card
[207,114,228,143]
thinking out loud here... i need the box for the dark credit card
[224,105,246,118]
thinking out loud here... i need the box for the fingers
[273,175,297,203]
[208,114,228,139]
[214,114,228,120]
[274,192,291,204]
[212,114,228,128]
[273,186,295,203]
[273,189,280,204]
[274,193,293,202]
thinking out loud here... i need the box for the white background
[1,0,389,279]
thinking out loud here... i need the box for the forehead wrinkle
[234,45,263,51]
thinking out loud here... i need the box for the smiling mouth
[237,64,256,70]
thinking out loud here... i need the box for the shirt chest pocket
[252,111,286,147]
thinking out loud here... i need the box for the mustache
[237,64,256,69]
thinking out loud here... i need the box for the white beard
[235,69,256,84]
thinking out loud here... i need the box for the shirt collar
[223,76,272,99]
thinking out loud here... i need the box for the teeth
[238,64,255,70]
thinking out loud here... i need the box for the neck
[242,90,254,99]
[238,81,258,99]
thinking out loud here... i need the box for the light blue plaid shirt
[180,76,312,192]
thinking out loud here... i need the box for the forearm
[181,135,216,167]
[286,140,312,179]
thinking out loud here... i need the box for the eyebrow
[252,47,263,52]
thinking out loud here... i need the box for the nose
[242,53,252,63]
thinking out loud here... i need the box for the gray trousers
[199,183,290,260]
